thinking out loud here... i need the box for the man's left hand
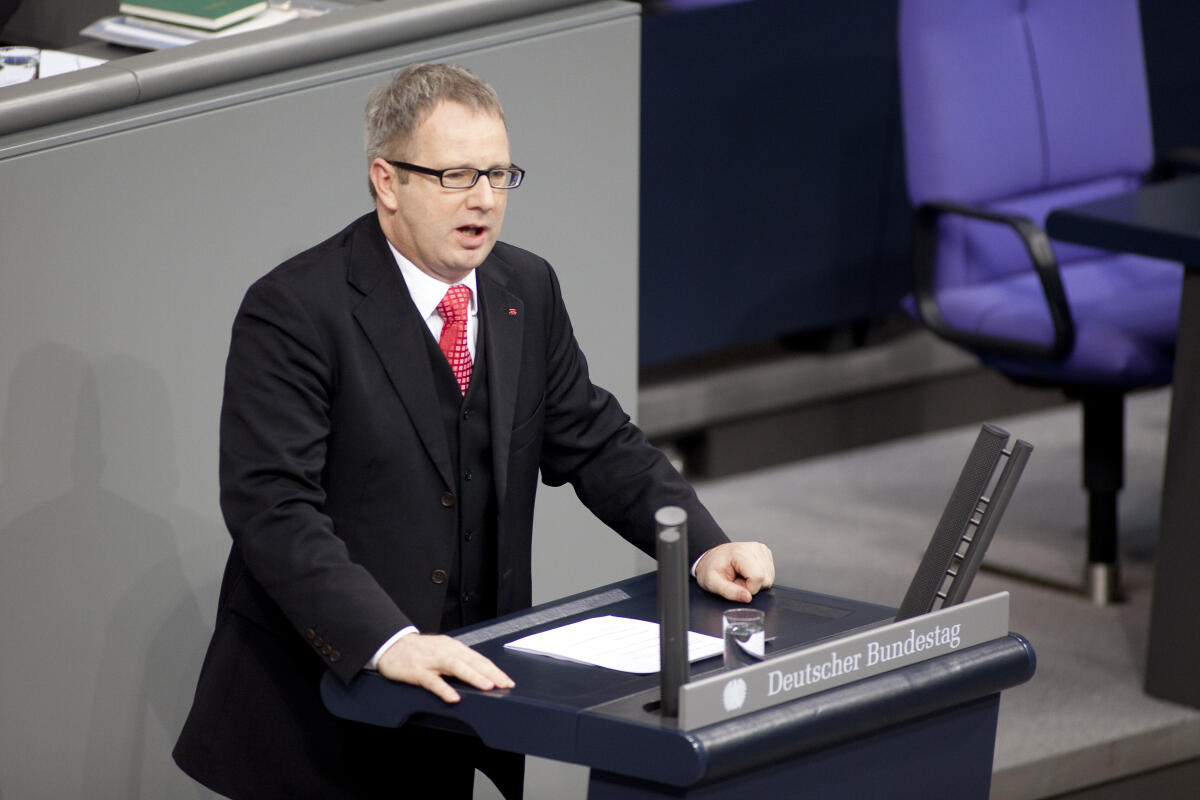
[695,541,776,603]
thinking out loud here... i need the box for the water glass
[723,607,765,669]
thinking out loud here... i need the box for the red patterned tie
[436,285,473,395]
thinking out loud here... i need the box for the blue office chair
[897,0,1181,603]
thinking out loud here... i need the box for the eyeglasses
[388,160,525,189]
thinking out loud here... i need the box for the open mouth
[458,225,485,237]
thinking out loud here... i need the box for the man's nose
[465,178,497,209]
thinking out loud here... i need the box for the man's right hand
[376,633,515,703]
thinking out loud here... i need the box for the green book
[117,0,269,30]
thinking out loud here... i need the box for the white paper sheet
[39,51,108,78]
[503,615,724,674]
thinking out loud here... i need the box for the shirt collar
[387,241,478,320]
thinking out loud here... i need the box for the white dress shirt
[389,241,479,358]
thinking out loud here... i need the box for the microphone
[656,506,689,717]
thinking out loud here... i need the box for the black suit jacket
[175,214,727,797]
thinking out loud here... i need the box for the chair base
[1086,561,1122,606]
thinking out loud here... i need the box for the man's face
[375,101,511,284]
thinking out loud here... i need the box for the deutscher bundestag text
[768,623,962,697]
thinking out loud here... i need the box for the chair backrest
[898,0,1155,286]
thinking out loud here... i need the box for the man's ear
[369,158,400,210]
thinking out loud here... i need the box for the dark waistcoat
[426,325,498,631]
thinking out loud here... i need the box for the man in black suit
[174,63,774,799]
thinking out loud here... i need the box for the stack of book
[81,0,346,50]
[121,0,273,32]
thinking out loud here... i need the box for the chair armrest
[912,200,1075,361]
[1152,146,1200,180]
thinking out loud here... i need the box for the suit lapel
[347,218,455,490]
[478,266,523,507]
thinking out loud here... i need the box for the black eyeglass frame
[388,160,525,189]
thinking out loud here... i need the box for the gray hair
[364,63,506,197]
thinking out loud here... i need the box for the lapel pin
[508,308,518,316]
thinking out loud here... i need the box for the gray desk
[1047,174,1200,708]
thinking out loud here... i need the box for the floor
[479,333,1199,799]
[689,386,1200,798]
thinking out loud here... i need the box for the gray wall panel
[0,3,640,797]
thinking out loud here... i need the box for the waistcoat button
[431,569,448,584]
[440,491,455,508]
